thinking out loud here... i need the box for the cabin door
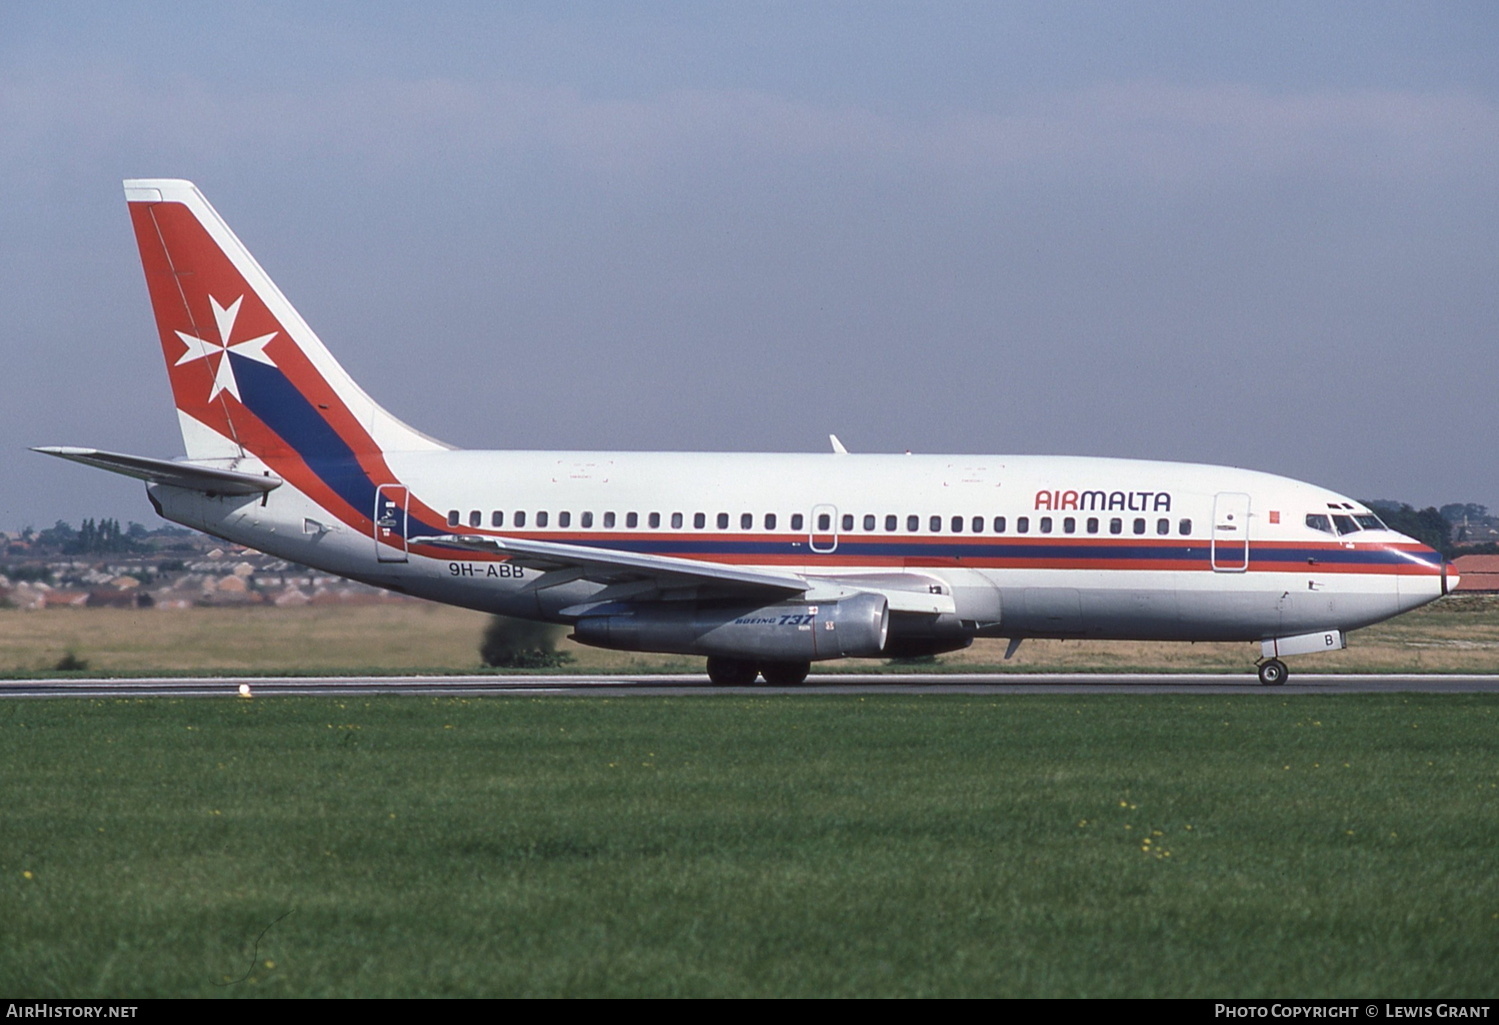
[1211,492,1250,572]
[374,484,409,563]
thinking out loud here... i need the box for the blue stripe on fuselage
[451,535,1431,567]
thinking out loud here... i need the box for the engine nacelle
[572,594,890,661]
[882,612,974,658]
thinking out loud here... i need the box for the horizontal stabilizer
[32,447,282,496]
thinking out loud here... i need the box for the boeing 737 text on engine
[36,180,1458,686]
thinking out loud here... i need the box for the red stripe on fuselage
[416,530,1441,576]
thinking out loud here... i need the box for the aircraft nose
[1443,561,1460,595]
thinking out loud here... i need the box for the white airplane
[37,179,1457,686]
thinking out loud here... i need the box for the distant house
[1452,555,1499,592]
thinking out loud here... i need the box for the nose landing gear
[1256,658,1288,686]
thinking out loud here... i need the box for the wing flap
[425,533,812,596]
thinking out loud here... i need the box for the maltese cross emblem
[174,295,278,402]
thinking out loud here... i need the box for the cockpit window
[1354,514,1385,530]
[1306,514,1333,534]
[1331,515,1359,535]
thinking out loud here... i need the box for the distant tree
[1364,500,1452,556]
[2,565,54,584]
[1440,503,1490,525]
[35,520,77,551]
[60,518,141,555]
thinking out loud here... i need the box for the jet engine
[881,612,974,658]
[572,593,890,661]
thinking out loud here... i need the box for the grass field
[3,594,1499,677]
[3,694,1497,997]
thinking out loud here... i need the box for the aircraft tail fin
[123,179,447,465]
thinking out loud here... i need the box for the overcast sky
[2,1,1496,531]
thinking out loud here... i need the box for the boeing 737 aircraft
[36,180,1457,685]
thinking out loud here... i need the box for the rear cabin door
[1211,492,1250,572]
[374,484,409,563]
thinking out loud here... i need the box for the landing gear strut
[1257,658,1288,686]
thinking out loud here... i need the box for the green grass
[3,695,1498,997]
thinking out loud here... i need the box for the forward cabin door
[1211,492,1251,572]
[810,503,839,554]
[374,484,409,563]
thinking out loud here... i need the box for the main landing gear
[1257,658,1288,686]
[705,657,812,687]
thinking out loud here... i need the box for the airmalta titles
[1034,490,1173,512]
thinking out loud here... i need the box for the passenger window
[741,513,752,530]
[1305,514,1333,534]
[648,512,660,529]
[1063,517,1076,534]
[693,513,706,529]
[469,510,482,528]
[717,513,729,529]
[791,513,804,531]
[1133,518,1145,535]
[972,516,984,533]
[951,516,964,533]
[1109,518,1122,535]
[885,515,898,532]
[1332,515,1358,535]
[1017,517,1030,534]
[930,516,942,532]
[514,511,526,528]
[1087,517,1099,534]
[603,511,615,529]
[537,511,549,528]
[670,512,683,529]
[864,514,876,531]
[817,513,831,531]
[624,512,635,528]
[491,511,504,528]
[993,516,1006,533]
[765,513,777,530]
[558,511,571,528]
[1178,518,1191,535]
[580,512,593,528]
[835,514,848,531]
[447,510,460,527]
[908,515,920,532]
[1156,518,1169,535]
[1040,517,1052,534]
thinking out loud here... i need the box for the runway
[4,673,1499,699]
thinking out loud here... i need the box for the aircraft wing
[425,533,812,599]
[425,533,960,615]
[32,446,282,496]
